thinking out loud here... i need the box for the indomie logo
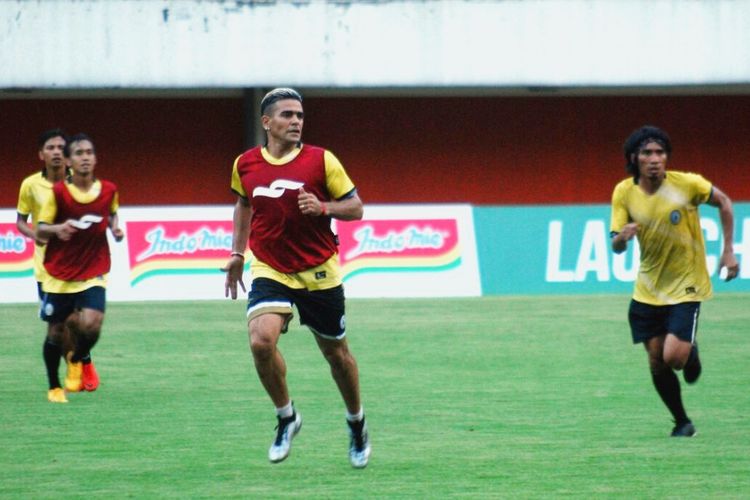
[0,231,27,254]
[136,226,232,261]
[345,225,448,260]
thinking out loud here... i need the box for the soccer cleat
[347,417,371,469]
[683,344,702,384]
[82,362,99,392]
[64,354,83,393]
[268,411,302,463]
[670,420,697,437]
[47,387,68,403]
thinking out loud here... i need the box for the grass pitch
[1,294,749,498]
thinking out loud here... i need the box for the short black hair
[623,125,672,182]
[260,87,303,116]
[38,128,67,149]
[64,133,95,158]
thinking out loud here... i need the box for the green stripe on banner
[0,269,34,279]
[343,257,462,282]
[131,262,250,286]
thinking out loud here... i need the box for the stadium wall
[3,0,750,88]
[2,95,750,209]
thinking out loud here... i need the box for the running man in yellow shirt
[16,129,79,404]
[610,125,739,437]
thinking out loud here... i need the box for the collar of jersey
[65,179,102,203]
[261,145,303,165]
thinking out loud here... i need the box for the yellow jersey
[16,171,54,283]
[610,171,713,305]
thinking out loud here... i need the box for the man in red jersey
[36,133,124,398]
[223,88,371,468]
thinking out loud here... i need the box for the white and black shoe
[347,417,371,468]
[268,411,302,463]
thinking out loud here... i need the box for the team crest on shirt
[669,210,681,225]
[252,179,304,198]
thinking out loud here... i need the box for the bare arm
[611,223,639,254]
[17,213,47,244]
[298,189,364,221]
[707,186,739,281]
[109,213,125,242]
[221,196,252,299]
[36,221,78,242]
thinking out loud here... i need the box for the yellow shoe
[64,354,83,393]
[47,387,68,403]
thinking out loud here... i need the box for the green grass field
[1,294,749,498]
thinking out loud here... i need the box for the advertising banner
[474,203,750,295]
[0,204,481,303]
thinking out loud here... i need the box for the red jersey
[234,145,341,273]
[43,180,118,281]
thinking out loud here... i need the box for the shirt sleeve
[16,177,32,215]
[323,150,356,200]
[37,190,58,225]
[610,183,629,234]
[230,155,247,198]
[687,173,712,206]
[110,191,120,213]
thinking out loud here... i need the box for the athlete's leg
[66,308,104,362]
[42,322,65,390]
[249,313,289,408]
[314,335,361,414]
[39,291,71,397]
[662,333,692,370]
[645,335,690,425]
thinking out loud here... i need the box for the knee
[249,329,277,361]
[663,353,686,371]
[47,324,65,343]
[68,315,102,340]
[648,356,669,375]
[79,319,102,339]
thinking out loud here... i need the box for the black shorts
[39,286,106,323]
[628,299,700,344]
[246,278,346,340]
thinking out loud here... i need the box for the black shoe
[347,417,371,468]
[670,420,696,437]
[684,344,702,384]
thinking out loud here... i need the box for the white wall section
[2,0,749,89]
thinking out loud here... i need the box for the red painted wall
[3,95,749,209]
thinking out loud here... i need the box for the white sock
[276,402,294,419]
[346,407,364,423]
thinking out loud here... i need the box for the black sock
[651,369,689,423]
[71,335,97,363]
[687,344,698,365]
[43,338,62,389]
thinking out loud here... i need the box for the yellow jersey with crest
[610,171,713,305]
